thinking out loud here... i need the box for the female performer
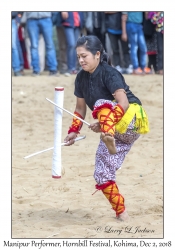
[64,35,149,221]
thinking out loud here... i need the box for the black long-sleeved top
[74,62,142,111]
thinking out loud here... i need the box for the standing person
[61,11,84,76]
[149,11,163,75]
[83,12,93,35]
[18,23,29,70]
[85,12,106,50]
[15,13,25,73]
[93,12,106,50]
[20,12,46,73]
[121,12,151,75]
[105,11,132,74]
[55,12,68,74]
[64,35,149,221]
[12,11,24,76]
[143,12,158,73]
[26,12,58,76]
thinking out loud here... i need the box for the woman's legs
[92,99,117,154]
[93,101,140,220]
[95,181,126,219]
[92,99,125,155]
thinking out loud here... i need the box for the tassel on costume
[115,103,149,134]
[68,111,83,134]
[96,181,125,217]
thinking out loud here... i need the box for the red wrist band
[68,111,83,134]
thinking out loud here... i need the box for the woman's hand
[89,122,101,133]
[64,132,77,146]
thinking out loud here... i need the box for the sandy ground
[12,70,163,239]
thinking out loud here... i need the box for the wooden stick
[23,135,86,159]
[46,98,90,126]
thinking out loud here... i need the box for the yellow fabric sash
[115,103,149,134]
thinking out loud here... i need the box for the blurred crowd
[12,11,163,77]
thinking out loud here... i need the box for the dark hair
[76,35,112,66]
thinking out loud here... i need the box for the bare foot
[117,210,129,221]
[101,132,117,154]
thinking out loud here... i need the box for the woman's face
[76,46,100,73]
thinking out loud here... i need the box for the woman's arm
[64,97,86,145]
[75,97,87,119]
[112,89,129,112]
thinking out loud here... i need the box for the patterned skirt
[93,100,140,184]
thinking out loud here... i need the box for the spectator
[61,12,84,76]
[26,12,58,76]
[83,12,93,35]
[12,11,24,76]
[143,12,158,73]
[84,12,106,50]
[55,12,68,74]
[18,22,30,70]
[121,12,151,75]
[105,12,132,74]
[20,12,46,73]
[149,11,163,75]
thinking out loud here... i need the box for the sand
[12,70,163,239]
